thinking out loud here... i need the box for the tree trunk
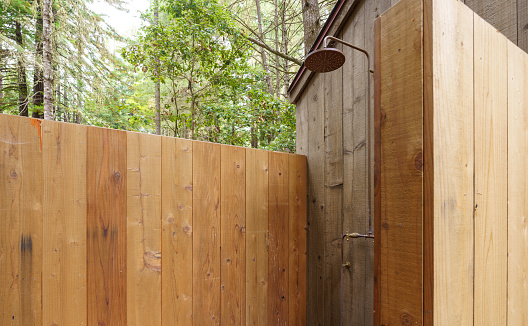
[274,0,280,98]
[281,6,290,97]
[42,0,54,120]
[64,86,69,122]
[254,0,272,93]
[33,0,44,118]
[15,21,29,116]
[55,82,61,121]
[301,0,321,56]
[154,0,161,135]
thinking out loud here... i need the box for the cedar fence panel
[0,114,307,326]
[376,0,528,324]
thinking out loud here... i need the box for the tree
[42,0,53,119]
[301,0,321,55]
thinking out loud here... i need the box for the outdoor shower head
[304,47,346,73]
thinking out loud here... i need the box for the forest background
[0,0,336,152]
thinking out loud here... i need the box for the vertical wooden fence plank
[473,14,508,325]
[373,16,382,326]
[306,73,325,326]
[162,138,193,326]
[193,141,221,325]
[507,40,528,325]
[127,132,162,326]
[423,0,434,324]
[379,0,423,324]
[20,118,43,326]
[323,31,344,326]
[363,4,390,325]
[245,148,269,326]
[0,114,22,325]
[296,91,309,156]
[87,127,127,326]
[342,6,368,324]
[432,1,474,324]
[288,154,307,326]
[42,121,87,325]
[268,152,289,325]
[220,145,246,325]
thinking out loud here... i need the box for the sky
[88,0,150,39]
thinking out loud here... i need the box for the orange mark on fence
[30,119,42,150]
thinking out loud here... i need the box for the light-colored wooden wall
[376,0,528,324]
[0,113,307,326]
[293,0,528,324]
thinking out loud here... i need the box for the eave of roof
[288,0,359,103]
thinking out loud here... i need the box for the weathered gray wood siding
[293,0,528,325]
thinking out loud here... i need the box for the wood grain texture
[42,120,87,325]
[373,16,382,326]
[518,0,528,51]
[87,126,127,326]
[220,145,246,325]
[245,148,268,325]
[295,94,309,156]
[464,0,517,43]
[432,0,474,324]
[473,14,508,325]
[20,118,43,326]
[288,154,307,326]
[423,0,434,323]
[306,74,325,326]
[341,9,360,324]
[363,4,389,325]
[0,114,23,325]
[193,141,221,325]
[0,114,307,325]
[342,5,369,324]
[379,0,423,324]
[507,40,528,325]
[162,137,193,326]
[127,131,162,326]
[268,152,289,326]
[323,32,343,326]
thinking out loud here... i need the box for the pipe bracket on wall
[343,232,375,240]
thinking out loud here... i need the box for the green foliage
[1,0,297,153]
[121,0,295,152]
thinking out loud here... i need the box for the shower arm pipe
[324,35,374,236]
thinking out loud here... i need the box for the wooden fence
[0,113,307,326]
[376,0,528,324]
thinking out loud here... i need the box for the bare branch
[246,36,302,66]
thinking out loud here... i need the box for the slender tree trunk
[301,0,321,56]
[154,0,161,135]
[64,85,69,122]
[56,82,61,121]
[274,0,280,98]
[33,0,44,118]
[15,21,29,116]
[190,34,196,140]
[281,6,290,97]
[0,68,3,109]
[170,82,179,137]
[42,0,53,120]
[254,0,271,93]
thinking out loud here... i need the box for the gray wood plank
[306,73,326,326]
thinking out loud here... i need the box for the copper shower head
[304,47,346,73]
